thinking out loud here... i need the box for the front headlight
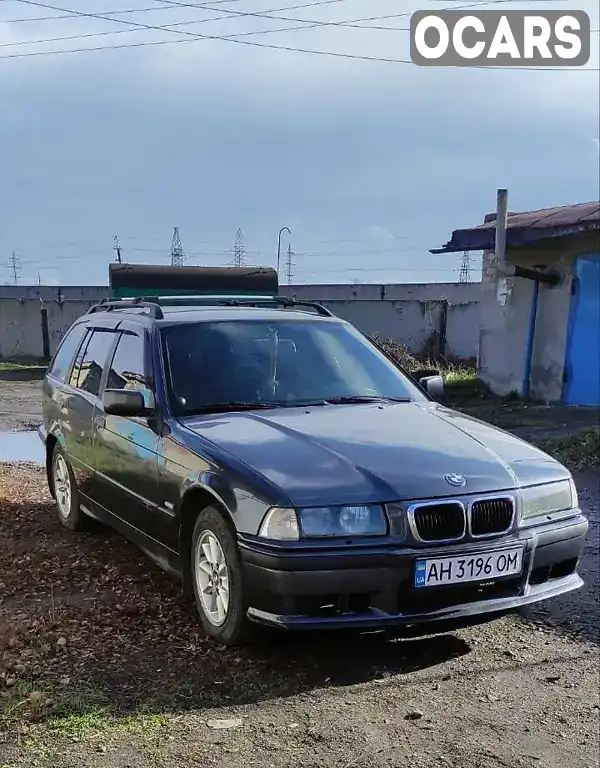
[258,504,388,540]
[298,504,388,538]
[520,479,578,521]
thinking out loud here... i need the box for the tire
[190,506,254,646]
[51,445,87,531]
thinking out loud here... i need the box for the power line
[0,0,268,23]
[171,227,185,266]
[3,33,596,68]
[0,0,502,49]
[155,0,593,34]
[4,0,597,69]
[1,0,407,63]
[152,0,485,32]
[0,0,582,23]
[0,0,363,49]
[295,266,464,273]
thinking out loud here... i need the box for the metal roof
[430,201,600,254]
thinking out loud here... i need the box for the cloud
[364,226,395,240]
[0,0,598,285]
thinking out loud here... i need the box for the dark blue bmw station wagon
[39,266,588,645]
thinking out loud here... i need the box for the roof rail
[143,294,334,317]
[218,296,334,317]
[86,298,164,319]
[86,295,334,319]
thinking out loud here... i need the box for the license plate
[414,548,524,588]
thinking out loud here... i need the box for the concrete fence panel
[1,282,481,361]
[0,298,96,359]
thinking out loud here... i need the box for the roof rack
[86,295,334,319]
[150,295,334,317]
[86,298,164,319]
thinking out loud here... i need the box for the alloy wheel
[54,454,72,520]
[194,531,230,626]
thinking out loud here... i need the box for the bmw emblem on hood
[445,473,467,487]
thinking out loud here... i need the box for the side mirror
[419,375,444,399]
[103,389,151,417]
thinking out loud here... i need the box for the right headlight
[258,504,388,540]
[519,478,578,522]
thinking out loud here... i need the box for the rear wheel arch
[178,486,236,597]
[46,433,59,498]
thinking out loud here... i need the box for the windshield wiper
[323,395,412,405]
[187,401,283,414]
[187,396,412,414]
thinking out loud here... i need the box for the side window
[69,330,116,397]
[106,332,149,392]
[47,324,87,383]
[68,330,91,390]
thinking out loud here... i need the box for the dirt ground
[1,382,599,768]
[0,381,43,433]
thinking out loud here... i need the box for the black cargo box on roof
[108,263,279,298]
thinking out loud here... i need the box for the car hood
[178,402,569,507]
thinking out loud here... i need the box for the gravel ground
[0,466,598,768]
[1,383,599,767]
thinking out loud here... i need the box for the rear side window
[47,324,87,382]
[69,330,116,396]
[106,332,149,392]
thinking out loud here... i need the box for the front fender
[180,471,237,520]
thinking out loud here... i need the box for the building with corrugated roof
[432,201,600,406]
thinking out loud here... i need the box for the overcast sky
[0,0,598,286]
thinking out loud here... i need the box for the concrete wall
[0,285,107,302]
[281,282,481,361]
[0,298,97,360]
[478,231,600,402]
[0,281,481,361]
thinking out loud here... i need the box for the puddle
[0,430,45,463]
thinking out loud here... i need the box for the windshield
[161,319,427,416]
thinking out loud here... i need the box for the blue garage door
[564,253,600,406]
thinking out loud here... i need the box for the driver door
[90,326,162,541]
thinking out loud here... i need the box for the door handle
[94,415,106,430]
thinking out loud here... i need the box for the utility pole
[9,251,20,285]
[113,235,123,264]
[459,251,472,283]
[285,242,294,285]
[233,228,245,267]
[495,188,508,268]
[277,226,291,278]
[171,227,185,267]
[37,269,42,286]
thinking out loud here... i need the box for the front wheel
[191,506,254,646]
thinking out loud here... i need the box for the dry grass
[536,428,600,471]
[372,338,485,401]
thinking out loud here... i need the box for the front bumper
[240,514,588,631]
